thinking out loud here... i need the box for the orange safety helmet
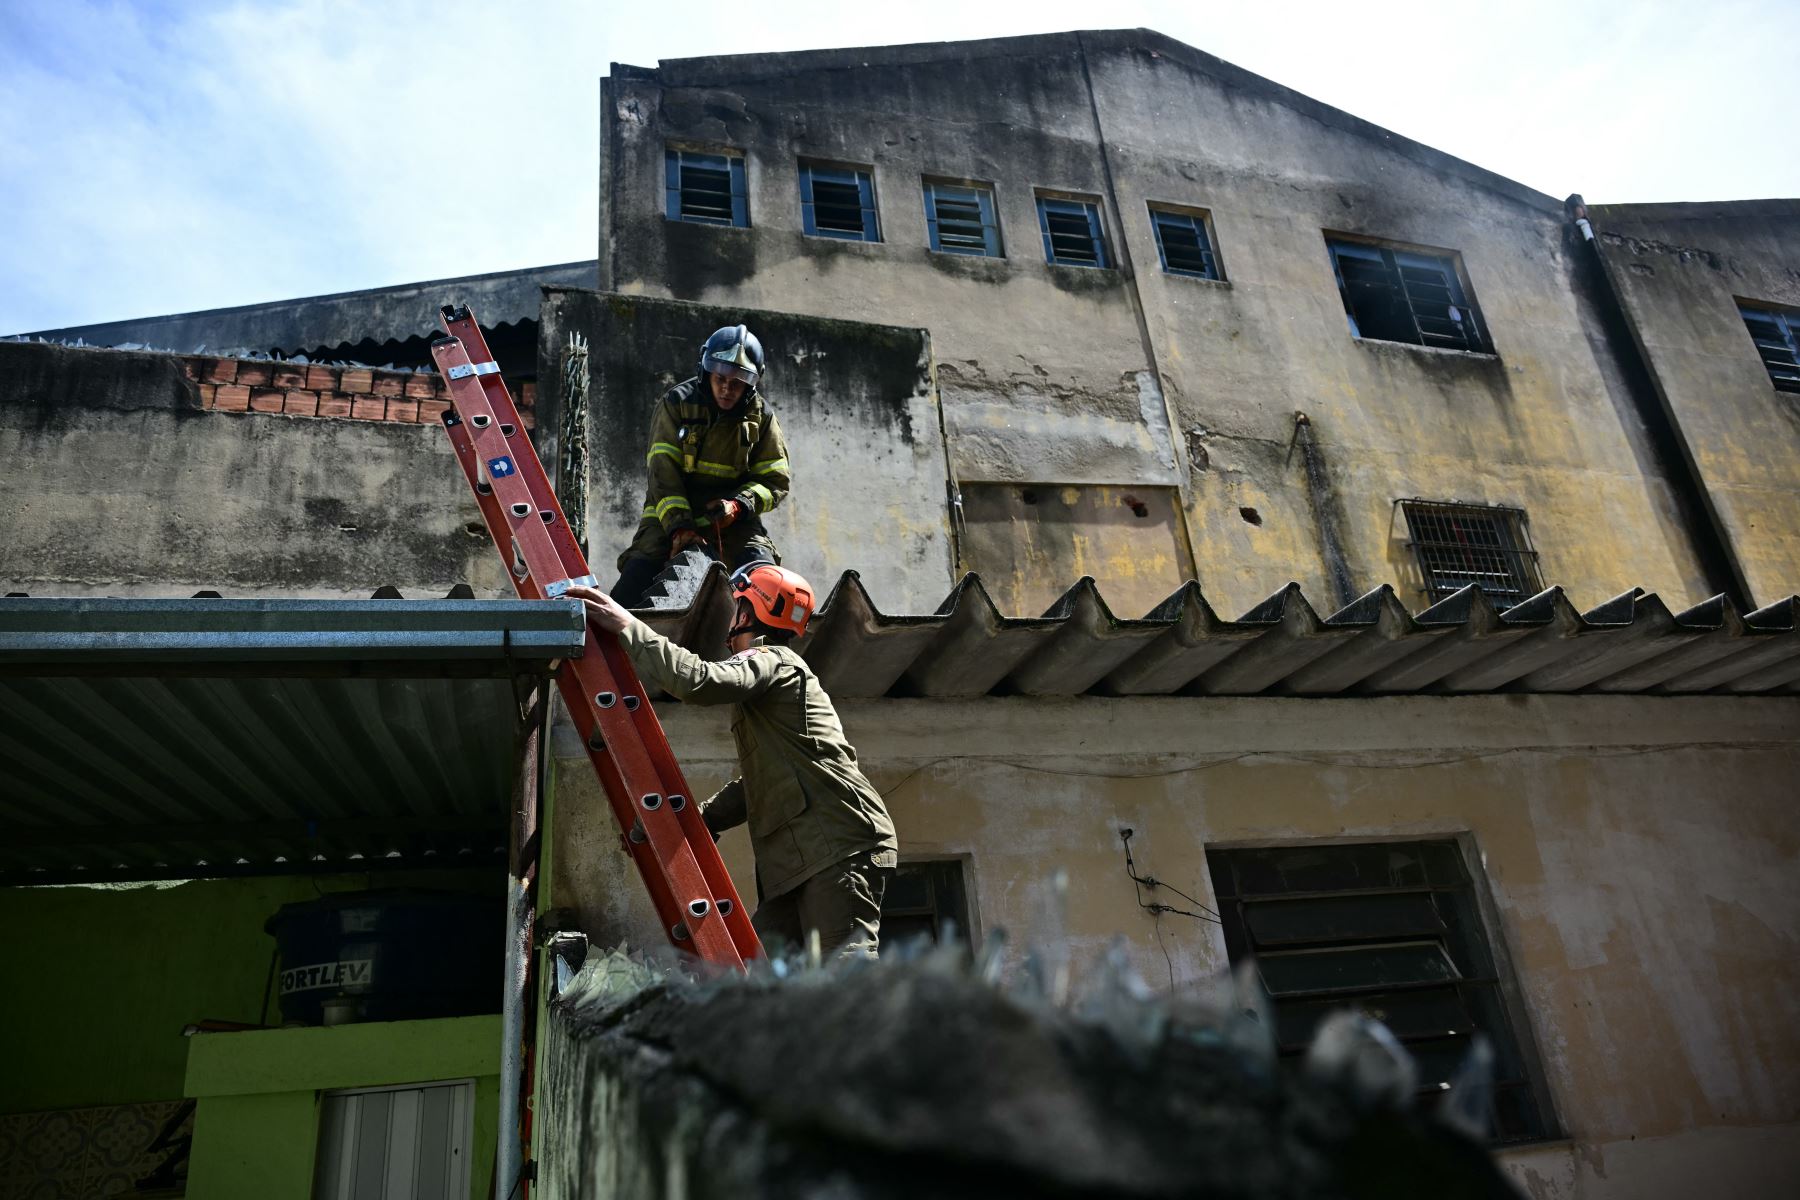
[729,563,814,639]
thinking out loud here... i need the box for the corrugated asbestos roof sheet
[638,570,1800,699]
[0,597,586,885]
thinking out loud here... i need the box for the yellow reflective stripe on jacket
[750,457,788,476]
[647,442,683,466]
[690,459,740,479]
[652,496,691,520]
[742,482,775,511]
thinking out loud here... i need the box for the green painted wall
[0,868,503,1115]
[185,1015,500,1200]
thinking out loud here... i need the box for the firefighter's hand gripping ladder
[429,304,761,970]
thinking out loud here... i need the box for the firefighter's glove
[706,497,746,528]
[670,527,706,555]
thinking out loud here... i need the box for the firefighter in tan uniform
[567,565,898,958]
[611,324,791,607]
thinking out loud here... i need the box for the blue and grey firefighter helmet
[698,324,764,389]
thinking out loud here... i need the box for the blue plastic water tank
[265,889,504,1025]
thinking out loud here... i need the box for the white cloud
[2,0,1794,333]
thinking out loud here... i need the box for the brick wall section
[181,356,537,429]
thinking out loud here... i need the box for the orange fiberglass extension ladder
[429,304,761,970]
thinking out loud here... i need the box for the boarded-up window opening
[1208,840,1555,1143]
[1399,499,1542,610]
[665,149,748,227]
[1738,303,1800,393]
[925,181,1002,257]
[1151,207,1222,280]
[1037,195,1108,268]
[800,163,880,242]
[1327,239,1490,353]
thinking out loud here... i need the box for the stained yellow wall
[553,692,1800,1200]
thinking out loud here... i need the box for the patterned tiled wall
[0,1101,190,1199]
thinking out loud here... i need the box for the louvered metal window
[1037,195,1108,268]
[924,181,1002,257]
[1327,239,1490,353]
[664,149,748,227]
[1209,840,1555,1144]
[799,162,880,242]
[1738,303,1800,393]
[1399,499,1543,610]
[1150,206,1221,279]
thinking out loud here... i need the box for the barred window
[1208,840,1556,1143]
[1399,499,1543,610]
[664,149,747,227]
[1036,195,1108,268]
[1150,205,1222,280]
[924,181,1002,257]
[799,162,880,242]
[1328,238,1491,353]
[1737,303,1800,393]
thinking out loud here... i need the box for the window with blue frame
[1737,303,1800,393]
[1036,195,1108,268]
[1150,205,1222,280]
[664,149,747,227]
[923,181,1002,257]
[799,162,880,242]
[1326,238,1490,353]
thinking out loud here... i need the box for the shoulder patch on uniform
[727,647,767,664]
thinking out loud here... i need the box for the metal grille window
[1150,206,1221,280]
[1208,840,1554,1143]
[881,859,972,944]
[1037,195,1108,268]
[924,181,1002,257]
[799,162,880,242]
[664,149,748,227]
[1327,239,1490,353]
[1738,303,1800,393]
[1399,499,1543,610]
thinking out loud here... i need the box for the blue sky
[3,0,1796,334]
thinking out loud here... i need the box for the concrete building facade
[3,24,1798,1200]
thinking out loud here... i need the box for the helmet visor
[703,359,758,387]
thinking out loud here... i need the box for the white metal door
[313,1079,474,1200]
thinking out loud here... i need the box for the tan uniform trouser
[753,848,897,960]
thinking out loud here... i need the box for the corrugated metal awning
[638,569,1800,699]
[0,597,586,885]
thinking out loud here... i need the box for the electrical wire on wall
[1120,827,1219,991]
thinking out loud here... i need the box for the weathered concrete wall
[0,341,504,598]
[548,690,1800,1200]
[538,288,954,611]
[1590,201,1800,608]
[603,38,1169,491]
[601,31,1732,617]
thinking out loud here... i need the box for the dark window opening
[1151,207,1221,280]
[664,149,748,227]
[800,163,880,242]
[881,859,972,944]
[1037,196,1108,268]
[925,181,1002,257]
[1327,239,1490,353]
[1208,840,1555,1144]
[1738,303,1800,393]
[1399,499,1542,610]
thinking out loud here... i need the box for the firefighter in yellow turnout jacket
[611,324,791,607]
[567,566,898,959]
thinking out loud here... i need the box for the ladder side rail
[593,633,763,959]
[442,311,760,960]
[441,308,591,584]
[432,333,753,967]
